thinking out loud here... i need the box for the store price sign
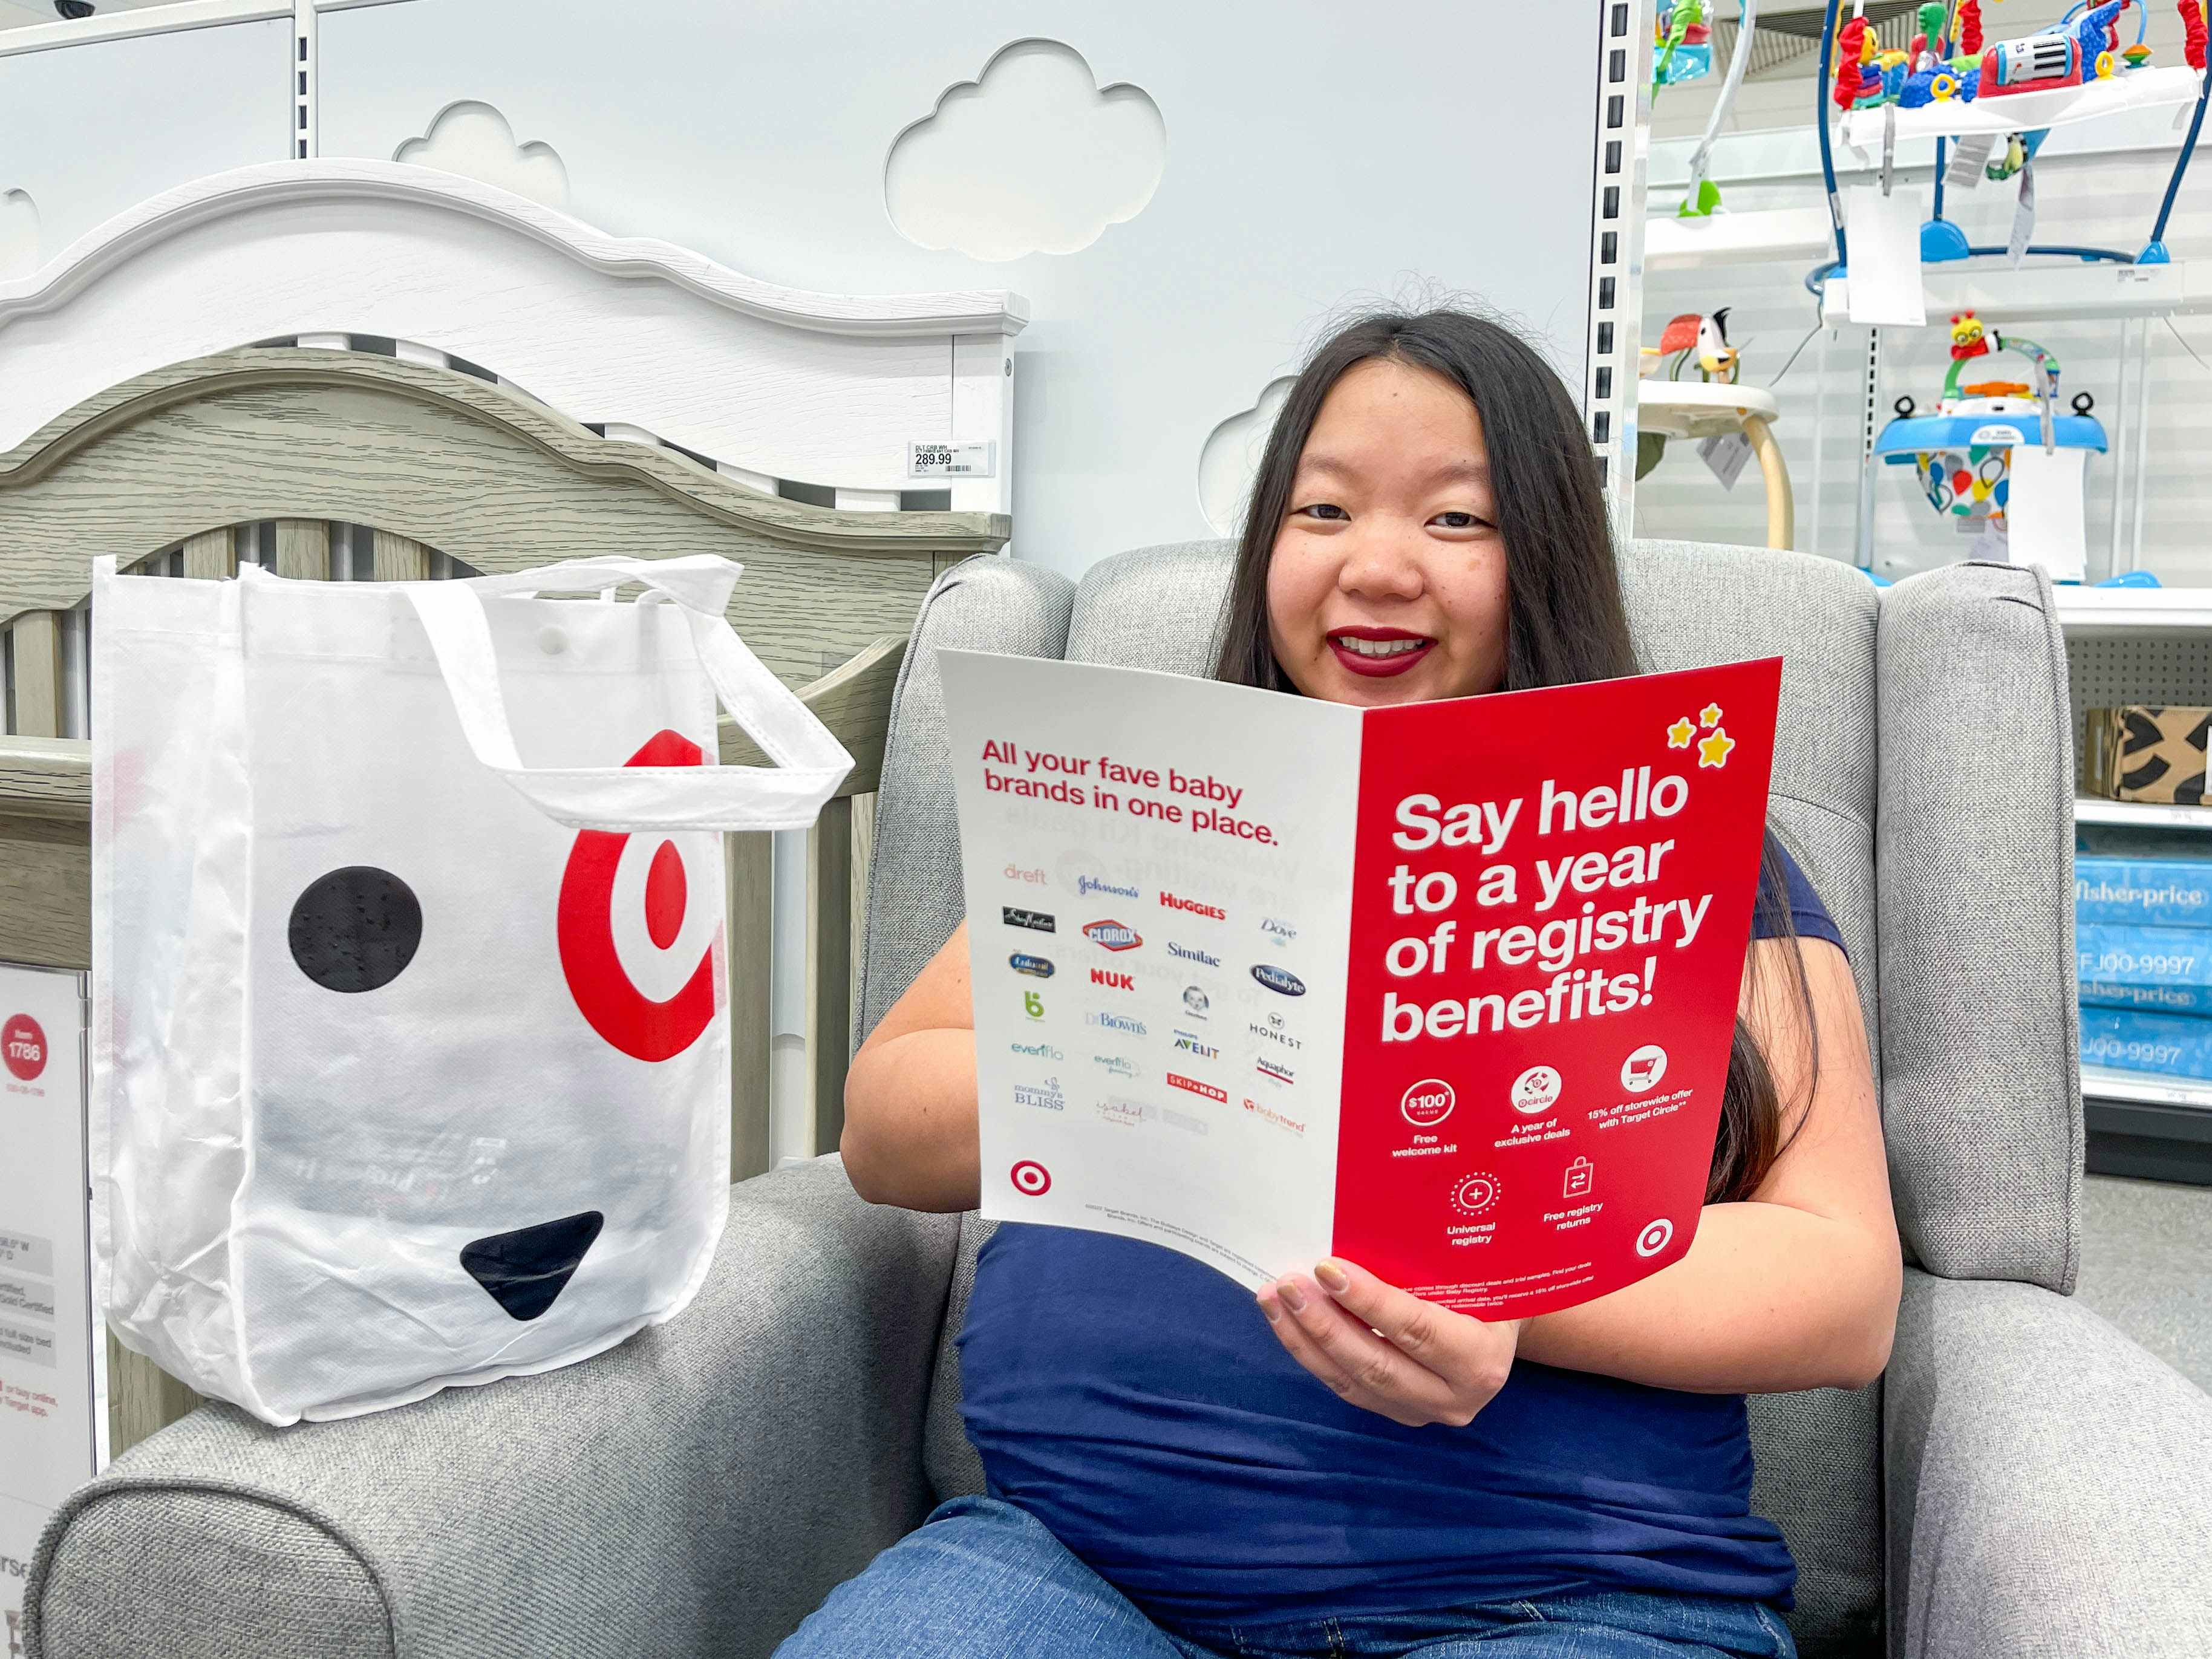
[1,962,102,1658]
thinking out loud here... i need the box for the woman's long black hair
[1210,307,1816,1205]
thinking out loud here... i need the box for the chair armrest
[28,1158,958,1659]
[1884,1268,2212,1659]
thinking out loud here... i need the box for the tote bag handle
[341,555,850,832]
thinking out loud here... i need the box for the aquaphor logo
[1003,906,1055,933]
[1078,875,1140,899]
[1167,1072,1227,1103]
[1088,1011,1148,1037]
[1256,1057,1296,1086]
[1091,968,1135,991]
[1168,941,1221,968]
[1251,963,1307,997]
[1160,891,1226,920]
[1011,1040,1064,1060]
[1010,954,1055,978]
[1084,920,1143,951]
[1172,1029,1219,1060]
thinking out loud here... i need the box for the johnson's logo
[1077,875,1139,899]
[1251,963,1307,997]
[1091,968,1134,991]
[1010,954,1055,978]
[1167,1072,1227,1103]
[2,1012,48,1083]
[1160,891,1225,920]
[1083,920,1143,951]
[1167,942,1220,967]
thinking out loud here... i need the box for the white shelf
[2074,795,2212,827]
[2081,1061,2212,1110]
[1822,261,2199,327]
[1636,381,1781,441]
[2055,584,2212,634]
[1841,65,2203,146]
[1645,209,1837,271]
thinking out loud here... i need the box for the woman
[791,308,1901,1659]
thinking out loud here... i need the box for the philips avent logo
[1088,1011,1148,1037]
[1084,920,1143,951]
[1168,941,1221,968]
[1251,963,1306,997]
[1172,1029,1219,1060]
[1161,891,1225,920]
[1078,875,1140,900]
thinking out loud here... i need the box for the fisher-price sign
[941,651,1780,1320]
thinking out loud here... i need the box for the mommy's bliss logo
[3,1012,47,1082]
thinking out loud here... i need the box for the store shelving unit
[2061,585,2212,1181]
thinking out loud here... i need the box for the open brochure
[940,650,1781,1320]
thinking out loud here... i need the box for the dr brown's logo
[558,730,723,1062]
[3,1012,47,1081]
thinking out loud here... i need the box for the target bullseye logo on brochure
[1635,1217,1675,1257]
[1010,1160,1052,1197]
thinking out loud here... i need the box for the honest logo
[1084,920,1143,951]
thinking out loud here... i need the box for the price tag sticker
[908,440,997,479]
[1697,431,1752,491]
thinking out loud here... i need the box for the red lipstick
[1326,625,1436,679]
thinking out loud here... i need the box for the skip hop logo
[1400,1078,1454,1127]
[2,1013,48,1083]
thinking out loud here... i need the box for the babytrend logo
[2,1013,47,1081]
[558,730,722,1062]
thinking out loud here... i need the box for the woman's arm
[840,921,984,1212]
[1513,936,1903,1392]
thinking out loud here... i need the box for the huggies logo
[558,730,723,1061]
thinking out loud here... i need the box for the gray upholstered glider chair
[26,543,2212,1659]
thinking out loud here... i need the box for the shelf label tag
[1697,432,1752,491]
[909,440,996,479]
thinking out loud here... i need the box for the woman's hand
[1258,1259,1522,1429]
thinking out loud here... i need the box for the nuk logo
[1091,968,1134,991]
[2,1012,47,1081]
[558,730,722,1062]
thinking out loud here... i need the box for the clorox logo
[1251,963,1306,997]
[1084,920,1142,951]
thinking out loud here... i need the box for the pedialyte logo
[1251,963,1306,997]
[1010,953,1055,978]
[558,729,723,1063]
[1085,920,1143,951]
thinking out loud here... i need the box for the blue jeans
[776,1496,1800,1658]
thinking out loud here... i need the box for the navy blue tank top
[957,836,1845,1632]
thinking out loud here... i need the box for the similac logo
[1168,941,1221,968]
[1161,891,1225,920]
[1091,968,1134,991]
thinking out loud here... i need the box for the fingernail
[1314,1260,1349,1293]
[1277,1278,1307,1312]
[1258,1292,1282,1324]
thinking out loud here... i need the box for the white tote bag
[90,553,850,1423]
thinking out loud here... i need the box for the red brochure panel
[1331,657,1782,1319]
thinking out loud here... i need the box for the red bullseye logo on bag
[559,729,724,1062]
[3,1012,47,1081]
[1400,1078,1454,1127]
[1010,1159,1052,1196]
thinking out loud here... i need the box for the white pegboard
[2066,633,2212,791]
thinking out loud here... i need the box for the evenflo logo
[2,1013,47,1082]
[1084,920,1143,951]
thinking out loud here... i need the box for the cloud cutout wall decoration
[0,190,40,282]
[1198,377,1296,537]
[886,39,1166,262]
[394,101,569,209]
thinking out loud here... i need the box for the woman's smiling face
[1264,357,1510,708]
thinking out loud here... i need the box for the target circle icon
[1635,1217,1675,1257]
[1010,1160,1053,1197]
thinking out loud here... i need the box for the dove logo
[558,730,724,1062]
